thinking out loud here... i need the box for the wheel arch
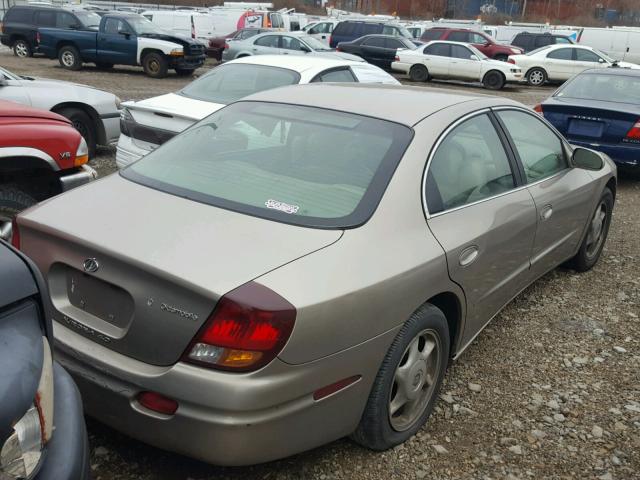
[421,291,465,358]
[56,41,78,55]
[605,176,616,201]
[140,48,166,64]
[0,155,61,199]
[525,65,547,77]
[483,69,506,83]
[51,102,105,145]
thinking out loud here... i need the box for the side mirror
[470,54,478,60]
[300,45,311,53]
[119,31,132,39]
[598,58,605,63]
[572,147,604,170]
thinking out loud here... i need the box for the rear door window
[426,113,515,214]
[362,23,380,35]
[547,48,573,60]
[254,35,280,48]
[424,42,450,57]
[363,37,386,48]
[124,102,413,228]
[385,38,405,49]
[35,10,56,27]
[281,36,301,51]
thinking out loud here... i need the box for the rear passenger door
[421,42,451,78]
[424,111,537,335]
[494,109,596,278]
[544,48,574,80]
[252,34,282,55]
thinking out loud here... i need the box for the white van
[579,27,640,64]
[303,19,339,45]
[143,11,215,44]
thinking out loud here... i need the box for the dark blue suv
[329,20,412,48]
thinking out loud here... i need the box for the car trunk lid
[542,97,640,145]
[18,174,342,366]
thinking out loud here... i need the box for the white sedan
[392,41,523,90]
[0,66,120,157]
[116,55,399,168]
[508,44,640,86]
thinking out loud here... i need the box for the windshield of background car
[126,15,163,35]
[123,102,413,228]
[180,64,300,104]
[468,44,488,59]
[594,48,615,62]
[302,35,330,50]
[74,11,101,28]
[527,45,552,56]
[556,73,640,104]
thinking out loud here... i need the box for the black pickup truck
[37,12,206,78]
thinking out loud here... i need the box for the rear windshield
[122,102,413,228]
[180,64,300,104]
[556,73,640,104]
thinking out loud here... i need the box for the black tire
[526,67,547,87]
[409,64,429,82]
[482,70,505,90]
[494,53,509,62]
[566,187,614,272]
[351,303,450,451]
[0,186,36,242]
[13,39,32,58]
[142,52,168,78]
[56,108,96,158]
[175,68,195,76]
[95,62,114,69]
[58,45,82,71]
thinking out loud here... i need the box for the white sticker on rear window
[265,199,299,214]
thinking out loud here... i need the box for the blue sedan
[536,68,640,170]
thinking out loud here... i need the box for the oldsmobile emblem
[83,257,100,273]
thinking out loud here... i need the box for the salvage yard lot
[2,50,639,480]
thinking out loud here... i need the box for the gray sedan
[0,66,120,157]
[15,84,616,466]
[222,30,364,63]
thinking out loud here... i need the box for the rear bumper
[53,321,398,466]
[35,362,90,480]
[59,165,97,192]
[115,134,153,169]
[569,139,640,168]
[390,61,411,73]
[206,46,223,60]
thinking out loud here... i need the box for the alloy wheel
[585,201,607,259]
[388,329,441,432]
[15,42,28,58]
[62,51,75,67]
[529,70,544,86]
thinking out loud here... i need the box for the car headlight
[1,338,54,479]
[169,48,184,57]
[75,136,89,166]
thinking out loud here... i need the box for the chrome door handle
[541,205,553,221]
[459,245,479,267]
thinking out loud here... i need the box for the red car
[0,100,96,241]
[420,28,523,61]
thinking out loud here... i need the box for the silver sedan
[222,30,364,63]
[15,84,616,466]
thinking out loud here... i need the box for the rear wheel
[13,39,32,58]
[142,52,168,78]
[56,108,96,158]
[0,186,36,243]
[566,187,613,272]
[351,303,449,451]
[175,68,195,76]
[58,45,82,71]
[526,67,547,87]
[409,64,429,82]
[482,70,505,90]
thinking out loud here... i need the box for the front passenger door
[495,109,596,278]
[425,112,537,336]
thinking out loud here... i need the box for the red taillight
[36,31,41,44]
[11,218,20,249]
[507,58,515,64]
[336,46,341,51]
[137,391,178,415]
[183,282,296,372]
[394,55,400,61]
[224,42,229,49]
[533,104,543,114]
[625,121,640,140]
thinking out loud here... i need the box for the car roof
[228,54,370,72]
[242,83,489,127]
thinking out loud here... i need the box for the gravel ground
[1,50,639,480]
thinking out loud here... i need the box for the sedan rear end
[538,68,640,169]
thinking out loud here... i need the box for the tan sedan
[14,84,616,465]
